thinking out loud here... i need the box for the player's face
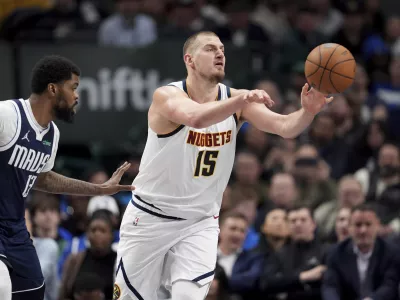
[193,36,225,83]
[53,73,79,123]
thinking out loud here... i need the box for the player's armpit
[152,86,247,129]
[34,162,134,196]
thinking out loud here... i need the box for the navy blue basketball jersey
[0,99,59,222]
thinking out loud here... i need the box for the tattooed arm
[34,162,134,196]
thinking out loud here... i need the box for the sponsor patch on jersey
[42,140,52,147]
[113,284,121,299]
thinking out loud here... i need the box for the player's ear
[47,83,57,96]
[184,53,194,67]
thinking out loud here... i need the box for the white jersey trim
[0,101,21,152]
[12,281,45,294]
[20,99,50,141]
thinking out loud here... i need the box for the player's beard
[197,64,225,84]
[54,93,78,123]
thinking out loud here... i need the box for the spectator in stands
[347,119,389,173]
[217,212,248,278]
[60,194,90,237]
[230,189,259,250]
[84,166,109,185]
[346,63,379,114]
[98,0,157,47]
[28,191,72,261]
[159,0,210,39]
[278,4,326,73]
[308,112,351,179]
[315,176,365,242]
[363,0,386,35]
[371,56,400,138]
[251,0,290,44]
[230,208,289,299]
[292,144,336,210]
[333,0,368,60]
[256,206,328,300]
[58,197,120,277]
[263,138,297,177]
[254,172,298,233]
[215,0,269,48]
[322,204,400,300]
[232,151,263,197]
[26,209,59,300]
[71,273,105,300]
[267,172,298,210]
[59,212,117,300]
[362,16,400,67]
[355,143,400,201]
[206,264,231,300]
[309,0,343,38]
[254,79,283,113]
[239,126,270,161]
[327,94,363,146]
[335,207,352,242]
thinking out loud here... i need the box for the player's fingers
[118,185,135,192]
[114,163,131,178]
[302,83,308,95]
[267,99,275,107]
[256,91,264,102]
[112,162,127,176]
[325,97,334,104]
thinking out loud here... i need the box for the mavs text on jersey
[0,99,59,293]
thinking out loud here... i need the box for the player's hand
[243,89,275,108]
[99,162,135,195]
[301,83,333,115]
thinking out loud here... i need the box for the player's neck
[29,94,54,127]
[186,75,219,103]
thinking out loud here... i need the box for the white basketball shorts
[113,197,220,300]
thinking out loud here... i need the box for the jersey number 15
[194,150,219,177]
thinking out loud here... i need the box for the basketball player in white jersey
[114,31,333,300]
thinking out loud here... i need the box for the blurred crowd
[1,0,400,300]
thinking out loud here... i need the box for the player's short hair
[30,55,81,94]
[183,31,218,56]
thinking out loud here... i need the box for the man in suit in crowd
[322,203,400,300]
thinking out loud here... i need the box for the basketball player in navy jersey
[0,55,134,300]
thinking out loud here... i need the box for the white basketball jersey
[132,80,237,220]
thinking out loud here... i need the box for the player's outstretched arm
[34,162,135,196]
[239,84,333,139]
[153,86,273,129]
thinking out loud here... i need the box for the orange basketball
[304,43,356,95]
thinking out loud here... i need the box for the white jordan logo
[22,130,30,142]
